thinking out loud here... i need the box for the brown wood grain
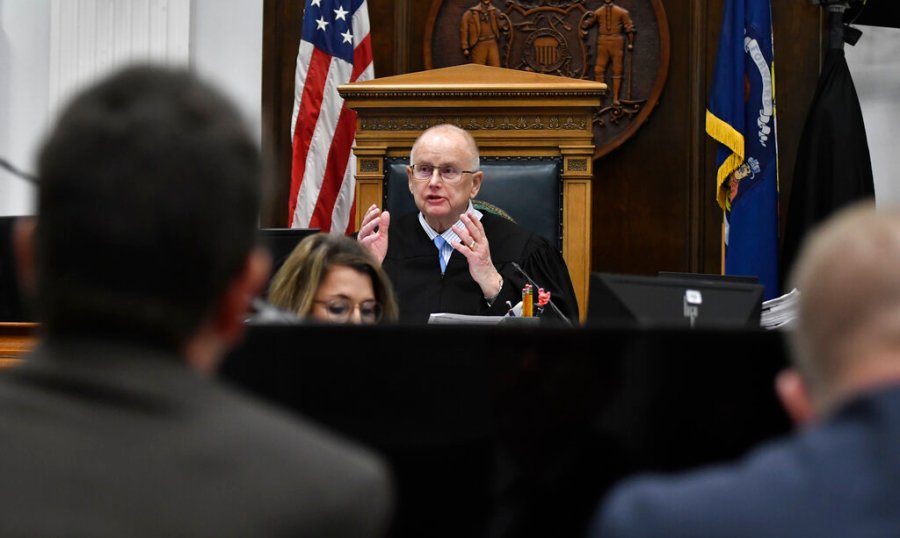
[0,322,37,365]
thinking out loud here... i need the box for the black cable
[0,157,39,185]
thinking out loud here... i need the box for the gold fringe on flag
[705,109,745,210]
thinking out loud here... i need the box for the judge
[357,124,578,324]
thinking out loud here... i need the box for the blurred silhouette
[0,64,392,537]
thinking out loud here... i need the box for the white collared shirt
[419,201,483,272]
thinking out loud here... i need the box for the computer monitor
[587,272,764,328]
[256,228,320,286]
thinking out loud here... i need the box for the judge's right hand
[358,204,390,264]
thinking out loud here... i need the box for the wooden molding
[0,322,38,366]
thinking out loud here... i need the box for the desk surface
[219,323,792,538]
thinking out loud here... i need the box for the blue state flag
[706,0,779,300]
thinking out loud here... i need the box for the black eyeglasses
[313,298,383,323]
[409,164,477,183]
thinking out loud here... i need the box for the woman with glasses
[267,233,399,324]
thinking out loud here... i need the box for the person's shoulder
[202,383,393,531]
[209,380,386,470]
[590,434,815,538]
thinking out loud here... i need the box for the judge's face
[407,128,483,233]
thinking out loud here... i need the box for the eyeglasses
[410,164,477,183]
[313,298,383,324]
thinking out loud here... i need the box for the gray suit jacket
[591,385,900,538]
[0,338,392,537]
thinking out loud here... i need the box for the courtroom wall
[0,0,263,217]
[261,0,824,279]
[845,25,900,205]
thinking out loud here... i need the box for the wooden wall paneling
[591,0,694,277]
[391,0,410,75]
[688,0,710,273]
[771,1,824,247]
[699,0,724,275]
[367,0,396,77]
[408,2,432,74]
[261,0,303,227]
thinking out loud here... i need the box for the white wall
[0,0,51,216]
[191,0,263,142]
[0,0,262,216]
[845,25,900,206]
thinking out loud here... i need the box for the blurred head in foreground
[781,200,900,423]
[27,64,270,372]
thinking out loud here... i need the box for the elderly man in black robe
[357,123,578,324]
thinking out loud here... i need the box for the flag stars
[311,0,322,6]
[334,6,349,21]
[316,17,329,31]
[341,29,353,43]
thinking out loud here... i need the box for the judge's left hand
[452,211,503,299]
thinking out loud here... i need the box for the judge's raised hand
[357,204,390,264]
[452,211,503,299]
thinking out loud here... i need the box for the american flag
[288,0,373,233]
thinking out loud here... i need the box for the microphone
[510,262,573,326]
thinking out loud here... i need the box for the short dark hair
[35,64,263,348]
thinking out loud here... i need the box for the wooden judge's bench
[339,64,606,321]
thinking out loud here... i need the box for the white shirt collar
[418,201,483,244]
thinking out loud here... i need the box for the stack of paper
[427,313,507,325]
[760,288,800,330]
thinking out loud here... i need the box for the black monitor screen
[0,216,31,321]
[587,272,764,328]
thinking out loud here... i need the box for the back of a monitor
[219,323,791,538]
[588,272,764,328]
[257,228,320,292]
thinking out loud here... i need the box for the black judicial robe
[383,212,579,324]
